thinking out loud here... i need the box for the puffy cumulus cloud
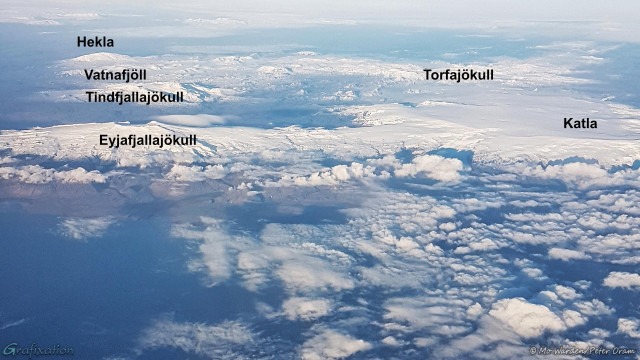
[612,256,640,265]
[576,212,613,230]
[164,164,227,182]
[576,233,640,264]
[301,329,371,360]
[345,191,454,242]
[548,247,590,261]
[137,316,254,359]
[381,336,404,346]
[522,162,637,189]
[0,165,106,184]
[282,297,332,321]
[274,162,378,187]
[394,154,464,182]
[588,327,611,339]
[358,265,424,289]
[574,299,613,316]
[277,261,355,293]
[466,303,483,319]
[54,167,107,183]
[538,290,562,305]
[342,190,511,311]
[59,217,115,241]
[0,166,55,184]
[0,156,16,164]
[575,211,640,232]
[501,229,565,246]
[442,287,613,359]
[522,267,545,279]
[554,285,581,300]
[488,298,567,338]
[383,297,472,335]
[505,212,565,222]
[451,197,502,212]
[587,190,640,216]
[509,199,542,207]
[618,318,640,338]
[603,272,640,289]
[259,224,353,260]
[439,222,456,232]
[562,310,588,328]
[468,238,500,251]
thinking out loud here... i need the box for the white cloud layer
[137,317,254,359]
[0,165,106,184]
[301,329,371,360]
[488,298,567,338]
[618,318,640,338]
[1,17,639,360]
[394,155,464,182]
[282,297,332,321]
[59,217,115,240]
[603,272,640,289]
[277,261,355,293]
